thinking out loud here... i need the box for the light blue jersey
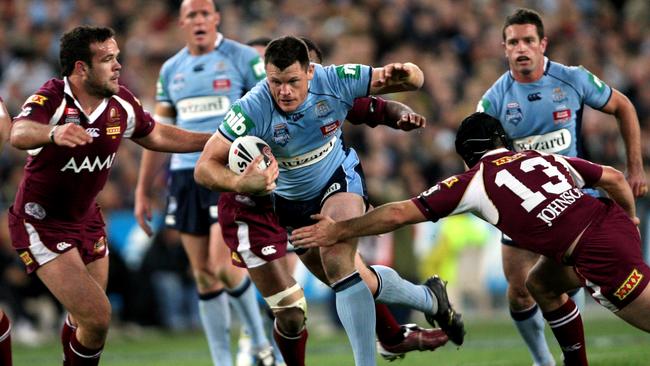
[157,35,265,170]
[477,58,612,158]
[218,63,372,200]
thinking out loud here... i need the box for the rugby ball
[228,135,273,174]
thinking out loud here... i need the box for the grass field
[13,306,650,365]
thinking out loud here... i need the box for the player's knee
[192,268,219,289]
[275,307,305,335]
[264,284,307,336]
[78,301,111,337]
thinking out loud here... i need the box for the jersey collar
[63,77,109,124]
[214,33,224,50]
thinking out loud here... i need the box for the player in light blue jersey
[477,8,647,366]
[196,36,464,366]
[134,1,274,365]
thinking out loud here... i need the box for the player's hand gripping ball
[228,135,273,174]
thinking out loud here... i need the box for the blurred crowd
[0,0,649,340]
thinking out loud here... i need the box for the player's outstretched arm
[596,165,639,225]
[601,89,647,197]
[370,62,424,95]
[11,120,92,149]
[347,97,426,131]
[133,123,210,153]
[385,100,426,131]
[290,199,426,248]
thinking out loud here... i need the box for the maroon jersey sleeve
[13,79,64,125]
[411,170,476,222]
[560,156,603,187]
[346,96,387,127]
[117,86,155,138]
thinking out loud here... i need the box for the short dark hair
[247,37,272,48]
[60,26,115,77]
[502,8,544,41]
[455,112,512,168]
[299,37,323,64]
[264,36,310,71]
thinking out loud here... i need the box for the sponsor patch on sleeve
[26,94,48,106]
[336,64,361,80]
[222,105,255,137]
[250,56,266,80]
[614,268,644,300]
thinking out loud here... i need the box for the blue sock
[511,304,555,366]
[198,289,232,365]
[372,265,436,314]
[332,272,376,366]
[228,277,270,351]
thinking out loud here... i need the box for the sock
[511,304,555,366]
[568,288,585,312]
[0,313,12,366]
[198,289,232,365]
[69,332,103,366]
[373,303,404,346]
[372,265,435,314]
[61,315,77,366]
[228,277,270,351]
[543,299,587,366]
[332,272,376,366]
[272,322,307,366]
[263,306,285,364]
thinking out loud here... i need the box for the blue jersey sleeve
[323,64,372,107]
[155,59,173,104]
[218,83,267,142]
[477,87,501,117]
[570,66,612,110]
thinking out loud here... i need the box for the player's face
[179,0,220,54]
[266,61,314,113]
[85,38,121,98]
[503,24,547,81]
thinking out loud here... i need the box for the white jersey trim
[113,95,137,138]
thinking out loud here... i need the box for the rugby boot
[377,323,449,361]
[424,275,466,345]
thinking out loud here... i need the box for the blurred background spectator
[0,0,649,337]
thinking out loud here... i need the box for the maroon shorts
[218,193,287,268]
[571,201,650,311]
[8,204,108,274]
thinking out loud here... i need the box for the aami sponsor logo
[614,268,644,300]
[60,153,116,173]
[513,129,571,153]
[177,96,231,120]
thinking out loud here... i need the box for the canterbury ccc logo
[614,268,644,300]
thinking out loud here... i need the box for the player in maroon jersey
[0,97,13,365]
[8,26,212,366]
[291,112,650,366]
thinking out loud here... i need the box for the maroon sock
[374,303,404,346]
[69,332,103,366]
[0,313,12,366]
[272,322,307,366]
[543,299,588,366]
[61,316,76,366]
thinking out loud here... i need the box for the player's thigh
[528,256,582,296]
[502,244,541,283]
[321,192,365,222]
[36,250,109,319]
[248,257,297,296]
[615,284,650,332]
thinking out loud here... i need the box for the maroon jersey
[412,149,605,262]
[12,78,155,221]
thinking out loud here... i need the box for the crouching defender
[292,112,650,366]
